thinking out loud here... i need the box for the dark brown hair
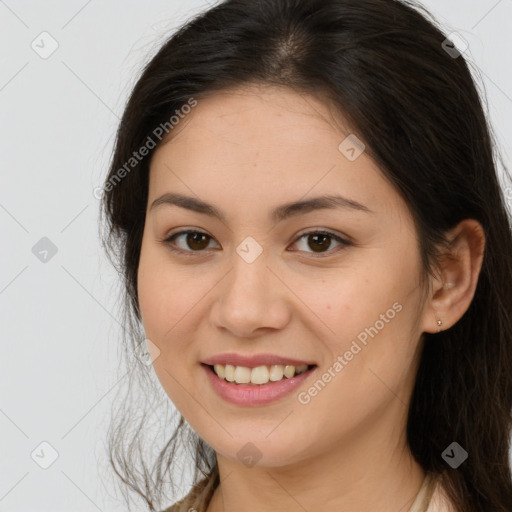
[99,0,512,510]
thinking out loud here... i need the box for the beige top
[163,470,454,512]
[409,473,455,512]
[163,471,218,512]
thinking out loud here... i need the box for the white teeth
[212,363,310,384]
[213,364,225,379]
[269,364,284,381]
[224,364,235,382]
[251,365,270,384]
[234,366,251,383]
[283,365,295,378]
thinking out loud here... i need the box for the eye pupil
[187,232,209,250]
[308,234,330,252]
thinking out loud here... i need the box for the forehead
[148,84,406,223]
[158,84,347,155]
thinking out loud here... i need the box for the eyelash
[161,229,351,258]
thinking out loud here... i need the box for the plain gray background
[1,1,511,510]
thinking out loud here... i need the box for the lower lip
[202,363,317,406]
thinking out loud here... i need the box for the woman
[99,0,512,511]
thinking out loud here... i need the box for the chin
[210,433,310,469]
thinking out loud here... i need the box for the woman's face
[137,85,431,467]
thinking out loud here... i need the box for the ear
[421,219,486,334]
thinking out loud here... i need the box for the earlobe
[422,219,486,334]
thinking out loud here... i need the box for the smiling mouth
[206,363,317,385]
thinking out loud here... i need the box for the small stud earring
[436,319,443,332]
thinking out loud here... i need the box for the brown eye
[291,230,350,255]
[164,230,218,253]
[307,233,332,252]
[163,229,349,257]
[184,232,210,250]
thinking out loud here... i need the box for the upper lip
[202,353,316,368]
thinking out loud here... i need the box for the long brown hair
[99,1,512,510]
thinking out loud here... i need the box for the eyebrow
[150,192,373,223]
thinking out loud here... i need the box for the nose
[209,251,291,338]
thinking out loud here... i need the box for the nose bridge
[227,234,269,298]
[211,242,290,336]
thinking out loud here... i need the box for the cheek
[137,247,201,410]
[296,255,424,396]
[292,282,422,452]
[136,242,215,379]
[137,243,189,373]
[137,240,192,337]
[296,261,417,339]
[137,251,168,336]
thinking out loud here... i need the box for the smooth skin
[137,84,485,512]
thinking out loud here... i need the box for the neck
[207,419,425,512]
